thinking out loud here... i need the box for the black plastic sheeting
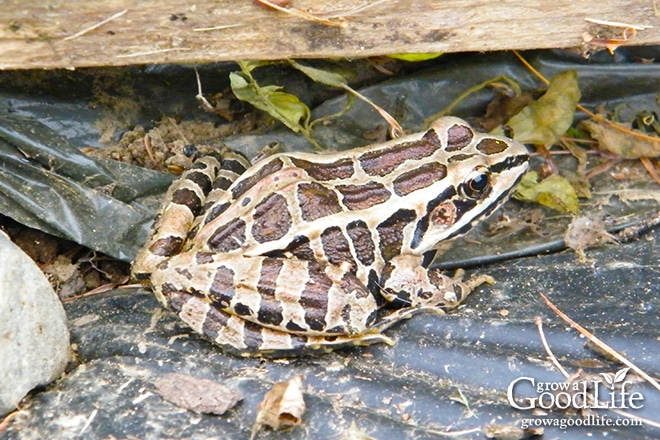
[1,50,659,261]
[1,50,659,439]
[0,115,172,260]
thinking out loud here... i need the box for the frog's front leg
[379,254,494,310]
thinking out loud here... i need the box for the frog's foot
[163,290,393,357]
[370,306,448,333]
[380,255,494,310]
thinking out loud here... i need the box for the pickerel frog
[132,117,529,356]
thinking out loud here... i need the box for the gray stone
[0,231,70,415]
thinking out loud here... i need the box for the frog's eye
[461,167,491,200]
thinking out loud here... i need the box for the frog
[132,116,529,356]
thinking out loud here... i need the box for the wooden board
[1,0,658,70]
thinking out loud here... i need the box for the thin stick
[513,50,660,144]
[255,0,345,27]
[534,316,570,378]
[116,48,189,58]
[193,23,245,32]
[62,9,127,41]
[540,293,660,393]
[584,18,653,30]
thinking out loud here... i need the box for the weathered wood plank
[1,0,658,70]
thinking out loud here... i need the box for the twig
[116,48,190,58]
[0,410,20,432]
[194,69,216,113]
[512,50,660,144]
[540,293,660,393]
[584,18,653,30]
[323,0,389,18]
[640,157,660,185]
[62,9,127,41]
[534,317,570,378]
[255,0,345,27]
[193,23,245,32]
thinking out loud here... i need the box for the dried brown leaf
[252,375,305,438]
[580,119,660,158]
[154,373,243,415]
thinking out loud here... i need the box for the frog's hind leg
[131,149,250,280]
[163,289,392,357]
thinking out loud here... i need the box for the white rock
[0,231,70,415]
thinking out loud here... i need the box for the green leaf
[229,71,310,133]
[288,60,348,88]
[386,53,443,62]
[507,70,581,146]
[266,91,310,131]
[514,171,579,214]
[238,60,273,73]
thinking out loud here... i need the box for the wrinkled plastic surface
[1,51,659,261]
[1,50,659,439]
[0,115,171,260]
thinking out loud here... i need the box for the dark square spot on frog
[149,236,184,257]
[445,124,474,151]
[256,259,285,326]
[174,267,194,280]
[476,138,509,155]
[243,320,265,349]
[161,283,180,298]
[201,306,230,341]
[251,193,293,243]
[208,218,246,252]
[212,176,233,191]
[321,226,354,267]
[195,252,214,264]
[285,320,306,332]
[231,158,284,199]
[376,209,417,261]
[290,157,354,181]
[172,188,202,214]
[347,220,375,266]
[358,129,441,177]
[287,235,316,261]
[340,272,371,300]
[337,181,391,210]
[210,265,235,307]
[222,158,248,175]
[297,182,342,221]
[186,170,213,194]
[301,262,331,331]
[447,153,475,163]
[204,202,230,225]
[392,162,447,197]
[234,302,253,317]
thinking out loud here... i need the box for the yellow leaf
[508,70,581,146]
[514,171,579,214]
[387,53,443,62]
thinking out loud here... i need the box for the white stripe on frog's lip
[132,117,530,356]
